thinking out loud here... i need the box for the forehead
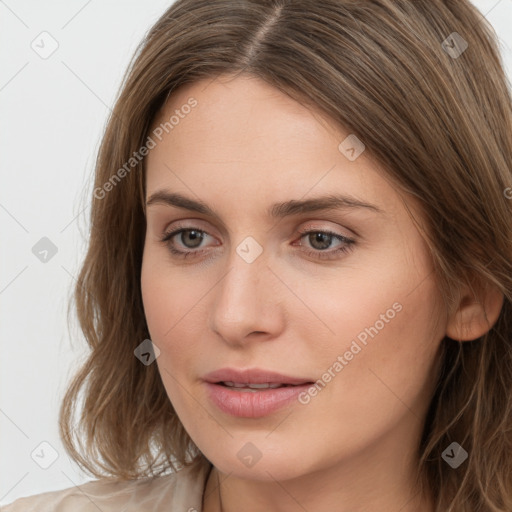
[144,74,405,221]
[149,73,341,160]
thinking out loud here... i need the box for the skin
[140,73,503,512]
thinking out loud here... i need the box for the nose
[208,243,284,347]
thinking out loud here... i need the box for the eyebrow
[145,190,385,218]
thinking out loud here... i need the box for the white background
[1,0,511,505]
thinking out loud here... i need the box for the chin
[202,441,312,482]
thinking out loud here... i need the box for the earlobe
[445,280,504,342]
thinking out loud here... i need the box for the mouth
[202,368,315,418]
[217,381,309,391]
[204,381,314,417]
[203,367,314,387]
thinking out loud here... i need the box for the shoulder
[1,458,213,512]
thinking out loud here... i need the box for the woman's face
[141,73,446,482]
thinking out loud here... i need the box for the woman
[4,0,512,510]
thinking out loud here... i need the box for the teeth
[222,381,284,389]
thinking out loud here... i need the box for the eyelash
[159,224,355,261]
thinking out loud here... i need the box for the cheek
[141,258,170,342]
[140,257,198,418]
[141,249,181,357]
[288,235,442,404]
[140,281,215,444]
[140,247,208,374]
[141,244,190,335]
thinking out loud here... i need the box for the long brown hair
[59,1,512,509]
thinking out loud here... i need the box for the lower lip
[204,382,312,418]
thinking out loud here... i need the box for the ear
[445,278,504,342]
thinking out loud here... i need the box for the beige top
[2,458,213,511]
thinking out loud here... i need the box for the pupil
[309,232,331,250]
[183,230,203,248]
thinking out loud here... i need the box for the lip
[202,367,315,418]
[203,367,313,386]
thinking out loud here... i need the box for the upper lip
[203,367,314,385]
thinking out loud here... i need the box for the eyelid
[298,221,356,239]
[160,218,216,237]
[162,218,356,237]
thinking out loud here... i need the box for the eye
[160,227,216,258]
[159,225,356,261]
[295,228,355,260]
